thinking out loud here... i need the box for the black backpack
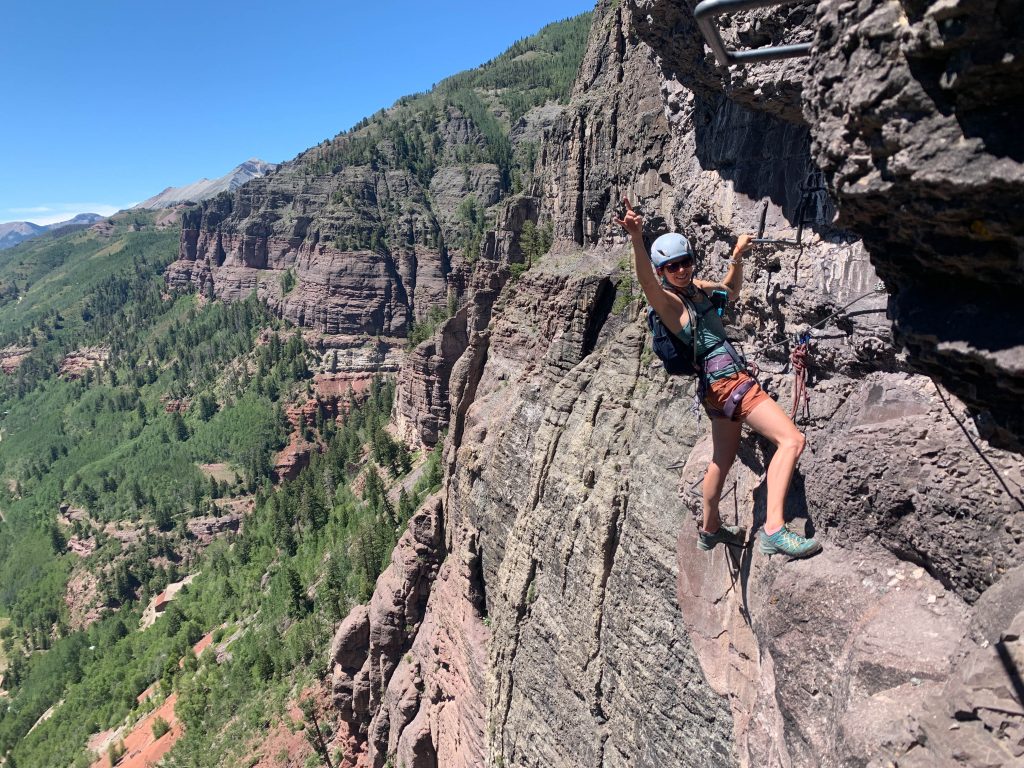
[647,307,699,376]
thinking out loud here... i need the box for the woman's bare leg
[742,397,806,531]
[702,417,743,532]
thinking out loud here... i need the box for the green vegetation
[510,219,554,280]
[443,15,591,122]
[407,306,452,349]
[455,195,490,262]
[407,294,459,349]
[0,214,333,765]
[107,740,126,766]
[300,698,334,768]
[0,215,176,350]
[0,291,307,637]
[300,13,592,190]
[0,617,11,672]
[612,253,640,314]
[0,12,594,767]
[280,268,297,295]
[152,715,171,739]
[1,377,441,768]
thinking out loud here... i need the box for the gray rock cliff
[801,0,1024,451]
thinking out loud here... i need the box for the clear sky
[0,1,595,226]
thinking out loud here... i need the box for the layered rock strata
[164,112,494,375]
[166,99,564,394]
[329,496,489,768]
[350,252,1023,766]
[392,259,509,449]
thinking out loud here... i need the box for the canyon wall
[333,1,1024,766]
[164,108,514,383]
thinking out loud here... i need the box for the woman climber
[616,197,821,559]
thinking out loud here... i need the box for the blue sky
[0,1,594,225]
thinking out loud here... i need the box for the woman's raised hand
[614,196,643,238]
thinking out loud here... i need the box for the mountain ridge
[0,214,106,250]
[132,158,277,210]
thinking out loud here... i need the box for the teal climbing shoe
[698,524,747,552]
[758,525,822,559]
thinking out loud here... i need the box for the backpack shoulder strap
[679,295,700,373]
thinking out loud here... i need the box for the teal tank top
[675,291,743,382]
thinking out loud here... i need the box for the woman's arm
[615,197,683,325]
[696,233,753,301]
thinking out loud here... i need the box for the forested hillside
[300,12,591,188]
[0,12,592,768]
[0,210,443,766]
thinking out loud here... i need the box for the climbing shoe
[698,524,747,551]
[758,525,822,559]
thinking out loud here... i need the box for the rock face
[799,0,1024,452]
[163,132,464,383]
[334,2,1024,767]
[58,346,110,379]
[392,264,507,449]
[169,192,419,338]
[163,100,529,334]
[392,309,470,448]
[330,496,471,768]
[0,346,32,374]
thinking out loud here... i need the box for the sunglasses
[662,257,694,273]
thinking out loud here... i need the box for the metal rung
[694,0,814,68]
[755,200,805,247]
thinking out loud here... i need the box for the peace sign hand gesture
[614,196,643,238]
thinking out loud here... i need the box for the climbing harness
[694,0,815,67]
[669,290,764,422]
[648,287,752,420]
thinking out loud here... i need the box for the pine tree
[171,411,189,441]
[284,567,307,618]
[301,698,335,768]
[399,488,415,523]
[154,505,173,532]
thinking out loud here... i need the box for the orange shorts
[704,372,771,421]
